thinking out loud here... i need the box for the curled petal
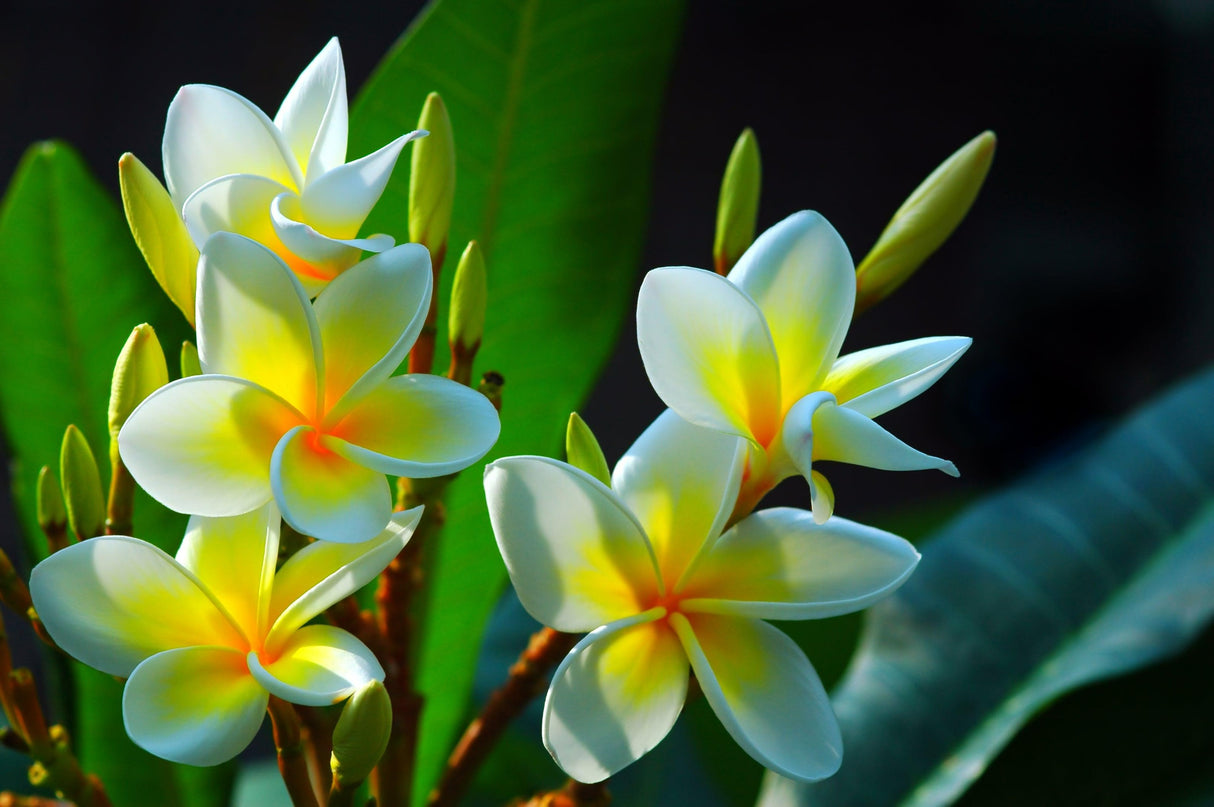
[811,398,959,476]
[270,194,389,286]
[180,173,291,252]
[637,266,782,446]
[778,391,835,521]
[484,457,660,632]
[299,132,425,237]
[672,613,841,783]
[274,37,348,182]
[271,426,392,544]
[119,376,296,517]
[809,470,835,525]
[681,509,919,620]
[727,211,856,406]
[825,336,972,419]
[250,624,383,707]
[124,647,268,766]
[30,537,244,677]
[329,375,500,478]
[543,613,687,783]
[163,84,299,210]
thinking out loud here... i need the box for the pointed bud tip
[331,680,392,785]
[60,426,105,541]
[180,340,201,378]
[109,324,169,439]
[36,467,66,533]
[449,240,487,351]
[409,93,456,251]
[713,127,763,274]
[566,412,612,487]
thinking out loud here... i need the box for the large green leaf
[757,366,1214,807]
[349,0,685,801]
[0,142,231,806]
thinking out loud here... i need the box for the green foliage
[758,367,1214,807]
[349,0,686,800]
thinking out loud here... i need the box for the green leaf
[757,366,1214,807]
[0,142,230,806]
[349,0,685,800]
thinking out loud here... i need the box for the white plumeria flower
[29,503,419,766]
[119,233,499,544]
[637,210,970,522]
[484,411,919,783]
[164,38,422,294]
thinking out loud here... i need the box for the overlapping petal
[543,613,687,783]
[299,132,424,236]
[123,646,268,766]
[181,174,291,253]
[680,509,919,619]
[809,399,959,476]
[269,194,384,285]
[274,37,347,182]
[30,537,244,677]
[637,266,782,445]
[249,624,383,707]
[485,457,661,632]
[824,336,971,419]
[672,613,841,782]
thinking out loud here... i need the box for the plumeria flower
[29,503,419,766]
[119,233,500,544]
[484,411,919,783]
[637,210,970,522]
[164,38,422,293]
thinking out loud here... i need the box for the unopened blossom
[29,504,419,766]
[484,411,919,783]
[637,210,970,521]
[119,234,500,543]
[163,38,422,293]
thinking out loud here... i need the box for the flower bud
[409,92,455,258]
[36,466,66,539]
[59,426,104,541]
[855,131,996,313]
[180,340,202,378]
[330,680,391,787]
[713,128,761,275]
[566,413,611,487]
[108,324,169,458]
[118,153,199,326]
[449,240,487,353]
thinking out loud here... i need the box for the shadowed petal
[249,624,383,706]
[274,38,348,182]
[811,399,959,476]
[825,336,971,419]
[181,173,291,252]
[269,193,386,284]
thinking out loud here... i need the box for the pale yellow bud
[119,153,199,327]
[566,412,611,487]
[330,680,392,786]
[180,340,201,378]
[108,324,169,448]
[60,426,104,541]
[449,240,487,352]
[713,128,761,275]
[36,466,66,537]
[409,92,455,257]
[855,131,996,312]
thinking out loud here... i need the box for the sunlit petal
[811,399,959,476]
[124,646,267,766]
[180,173,291,252]
[30,537,244,677]
[250,624,383,707]
[274,37,348,182]
[299,132,425,237]
[269,194,386,283]
[637,266,782,446]
[543,612,686,783]
[329,375,500,477]
[163,84,299,209]
[271,425,392,544]
[727,211,856,406]
[672,613,841,782]
[267,507,420,645]
[484,457,660,632]
[681,509,919,619]
[197,233,322,417]
[825,336,971,419]
[612,410,745,585]
[119,375,296,517]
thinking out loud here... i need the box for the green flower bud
[119,153,199,326]
[449,240,487,352]
[330,680,392,786]
[713,128,761,275]
[566,412,611,487]
[59,426,105,541]
[109,324,169,452]
[180,340,202,378]
[409,92,456,256]
[35,466,66,538]
[855,131,996,313]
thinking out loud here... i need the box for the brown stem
[511,779,611,807]
[428,627,580,807]
[104,460,134,537]
[0,551,32,618]
[296,705,334,797]
[446,339,479,387]
[408,241,447,375]
[267,696,321,807]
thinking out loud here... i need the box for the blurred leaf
[349,0,685,801]
[0,142,225,805]
[758,366,1214,807]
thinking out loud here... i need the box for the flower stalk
[267,696,320,807]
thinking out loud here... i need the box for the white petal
[299,131,424,236]
[484,457,661,632]
[163,84,300,210]
[810,398,959,476]
[269,193,388,284]
[249,624,383,707]
[681,509,919,620]
[30,537,243,677]
[180,173,291,252]
[825,336,972,419]
[637,266,782,446]
[612,410,746,586]
[728,211,857,406]
[543,612,687,783]
[119,376,295,517]
[274,38,348,183]
[672,613,841,782]
[124,647,268,766]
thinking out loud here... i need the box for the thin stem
[513,779,611,807]
[267,697,320,807]
[408,241,447,375]
[104,460,134,537]
[296,705,334,798]
[428,627,579,807]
